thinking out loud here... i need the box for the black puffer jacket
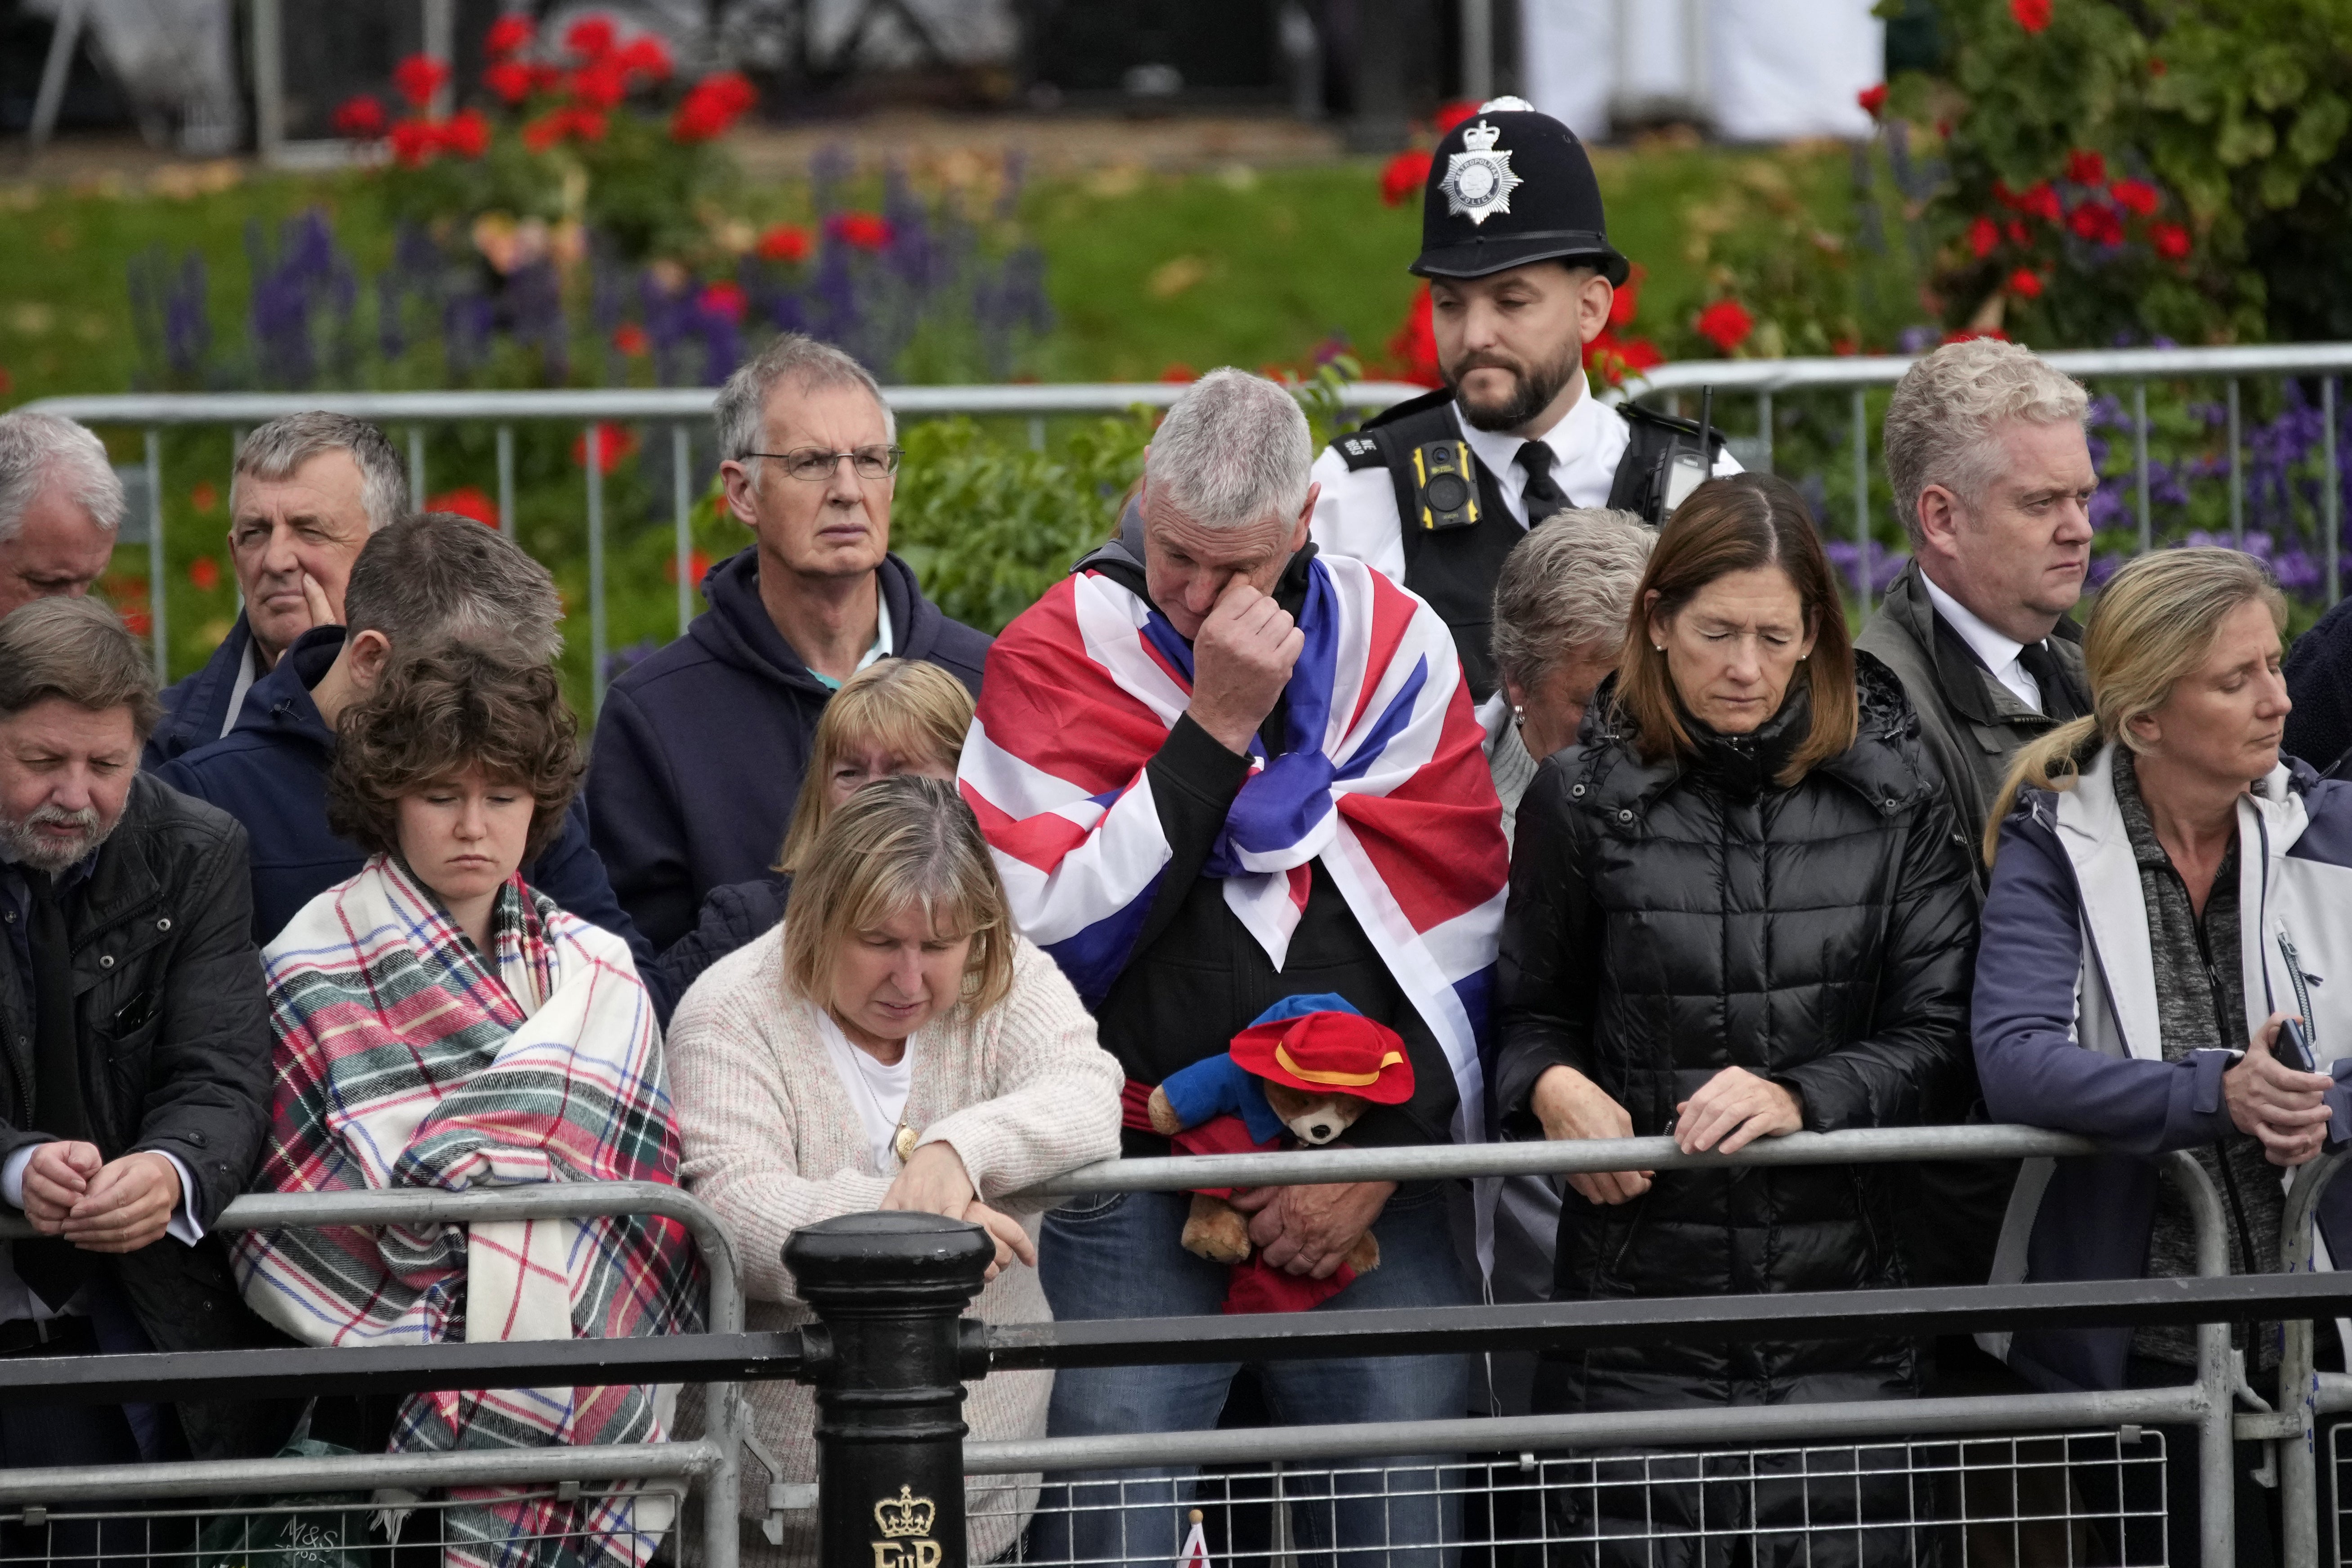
[1494,655,1978,1413]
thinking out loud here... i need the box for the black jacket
[0,775,289,1459]
[587,547,990,950]
[1073,524,1462,1156]
[663,877,791,999]
[1494,658,1978,1412]
[2285,593,2352,777]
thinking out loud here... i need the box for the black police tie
[2016,639,2081,722]
[15,869,94,1312]
[1517,442,1569,527]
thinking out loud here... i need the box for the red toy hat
[1230,1008,1416,1106]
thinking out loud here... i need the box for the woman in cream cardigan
[666,775,1124,1565]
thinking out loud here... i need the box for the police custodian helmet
[1411,97,1630,287]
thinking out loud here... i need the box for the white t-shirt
[816,1010,912,1171]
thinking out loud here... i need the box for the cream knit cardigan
[666,923,1124,1566]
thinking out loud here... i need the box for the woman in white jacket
[665,774,1124,1565]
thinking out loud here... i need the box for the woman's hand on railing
[1675,1068,1805,1159]
[882,1141,979,1219]
[2227,1013,2334,1167]
[1530,1066,1653,1206]
[962,1201,1037,1282]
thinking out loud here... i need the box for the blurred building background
[4,0,1927,159]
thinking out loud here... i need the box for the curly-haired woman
[233,642,699,1568]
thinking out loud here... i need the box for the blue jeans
[1035,1183,1471,1566]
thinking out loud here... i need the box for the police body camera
[1411,441,1480,532]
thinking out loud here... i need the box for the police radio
[1654,385,1717,519]
[1410,441,1480,532]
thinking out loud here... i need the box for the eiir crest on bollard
[872,1485,942,1567]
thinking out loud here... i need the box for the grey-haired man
[0,411,124,623]
[147,413,410,766]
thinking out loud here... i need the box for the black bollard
[785,1211,995,1568]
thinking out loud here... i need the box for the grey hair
[0,595,161,741]
[0,412,124,543]
[342,511,564,665]
[1143,368,1312,530]
[715,333,896,483]
[1490,509,1656,693]
[232,412,409,533]
[1883,338,2089,549]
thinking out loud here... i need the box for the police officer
[1310,98,1738,703]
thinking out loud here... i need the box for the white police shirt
[1308,371,1742,585]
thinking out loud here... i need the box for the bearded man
[1309,98,1738,703]
[0,596,284,1509]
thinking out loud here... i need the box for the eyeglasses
[740,445,904,483]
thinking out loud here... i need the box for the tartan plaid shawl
[233,853,702,1568]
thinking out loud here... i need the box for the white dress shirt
[1918,570,2044,713]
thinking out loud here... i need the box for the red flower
[1158,363,1197,384]
[2151,222,2192,260]
[664,550,712,586]
[392,53,450,109]
[756,223,811,263]
[484,15,533,57]
[389,117,440,167]
[827,210,894,251]
[1968,216,2000,259]
[572,423,637,473]
[1386,289,1439,386]
[2111,178,2160,216]
[2069,201,2123,245]
[529,61,564,92]
[2006,219,2029,245]
[2148,56,2167,76]
[1433,100,1480,135]
[618,36,672,82]
[2009,0,2052,32]
[2065,149,2106,186]
[2020,181,2062,222]
[1608,262,1646,328]
[190,480,218,514]
[187,556,221,592]
[564,16,615,59]
[570,58,629,110]
[1695,299,1755,354]
[426,486,498,527]
[484,60,536,104]
[438,108,490,159]
[1856,83,1888,117]
[568,107,609,143]
[698,281,746,323]
[522,111,567,152]
[331,94,385,139]
[1583,329,1663,386]
[1831,337,1859,357]
[670,71,756,142]
[1380,149,1432,206]
[613,322,650,356]
[2007,268,2044,299]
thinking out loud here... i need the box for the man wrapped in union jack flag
[957,367,1508,1562]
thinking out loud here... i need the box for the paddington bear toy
[1134,993,1415,1313]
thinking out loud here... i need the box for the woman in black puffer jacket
[1495,474,1978,1566]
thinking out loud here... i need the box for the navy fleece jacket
[152,626,678,1021]
[586,545,990,950]
[146,612,258,769]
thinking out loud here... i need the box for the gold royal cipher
[871,1485,942,1568]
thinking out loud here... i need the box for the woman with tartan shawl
[232,643,701,1568]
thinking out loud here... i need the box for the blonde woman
[1976,547,2351,1561]
[663,658,974,991]
[666,775,1123,1565]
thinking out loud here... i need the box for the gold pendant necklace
[892,1122,919,1165]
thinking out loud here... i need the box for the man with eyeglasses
[587,333,990,951]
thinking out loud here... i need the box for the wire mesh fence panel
[981,1430,2168,1567]
[0,1481,687,1568]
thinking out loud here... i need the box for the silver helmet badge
[1439,118,1522,226]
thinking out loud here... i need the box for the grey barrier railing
[0,1129,2330,1566]
[22,344,2352,708]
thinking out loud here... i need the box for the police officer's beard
[1447,343,1583,433]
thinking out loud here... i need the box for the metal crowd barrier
[27,341,2352,711]
[0,1130,2335,1566]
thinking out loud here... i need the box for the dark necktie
[15,869,94,1312]
[2016,639,2081,722]
[1517,441,1568,526]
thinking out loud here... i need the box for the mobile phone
[2279,1013,2317,1074]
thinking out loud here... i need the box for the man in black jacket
[587,333,990,951]
[0,597,285,1513]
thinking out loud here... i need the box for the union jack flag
[958,550,1506,1141]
